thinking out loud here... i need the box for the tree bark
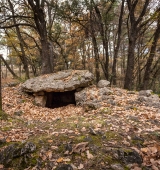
[93,1,112,80]
[27,0,54,74]
[0,55,2,111]
[0,55,19,79]
[142,11,160,89]
[8,0,30,79]
[124,0,150,90]
[124,29,137,90]
[90,11,100,83]
[111,0,125,85]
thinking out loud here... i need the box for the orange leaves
[56,157,64,163]
[141,144,160,168]
[141,146,158,154]
[56,157,71,163]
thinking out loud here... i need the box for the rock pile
[22,70,160,110]
[138,90,160,108]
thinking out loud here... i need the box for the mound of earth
[1,81,160,169]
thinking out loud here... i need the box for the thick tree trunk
[27,0,54,75]
[41,40,53,74]
[124,30,136,90]
[124,0,150,90]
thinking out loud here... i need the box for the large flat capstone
[22,70,94,93]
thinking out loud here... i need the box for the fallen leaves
[86,150,94,159]
[1,85,160,169]
[140,144,160,168]
[72,142,88,154]
[78,163,84,169]
[56,157,64,163]
[141,146,158,154]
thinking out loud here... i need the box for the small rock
[97,80,110,88]
[108,99,116,105]
[70,164,78,170]
[7,82,19,87]
[14,110,23,116]
[89,127,97,135]
[65,143,73,153]
[0,138,6,145]
[138,96,148,102]
[35,95,47,107]
[20,142,36,155]
[128,116,139,121]
[84,136,93,142]
[117,148,142,165]
[127,91,136,94]
[110,163,124,170]
[125,106,136,110]
[83,102,100,111]
[56,164,73,170]
[99,87,113,95]
[139,90,152,97]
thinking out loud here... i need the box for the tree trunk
[93,3,110,80]
[124,29,137,90]
[0,55,2,111]
[91,35,100,83]
[111,0,125,85]
[27,0,54,74]
[41,40,53,74]
[142,13,160,89]
[0,55,19,79]
[124,0,150,90]
[90,11,100,83]
[8,0,30,79]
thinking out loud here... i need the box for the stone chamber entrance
[45,90,76,108]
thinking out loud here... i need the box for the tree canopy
[0,0,159,91]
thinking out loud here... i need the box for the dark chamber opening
[45,90,76,108]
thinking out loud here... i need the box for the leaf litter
[0,84,160,169]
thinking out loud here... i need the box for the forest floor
[0,79,160,170]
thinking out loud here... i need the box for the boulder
[0,142,36,167]
[139,90,152,97]
[138,90,160,108]
[75,86,114,110]
[22,70,94,93]
[35,95,47,107]
[97,80,110,88]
